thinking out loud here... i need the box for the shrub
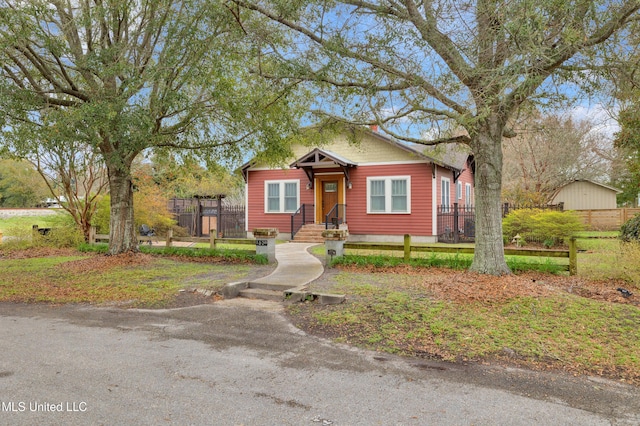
[1,225,83,250]
[92,191,176,236]
[503,209,584,246]
[91,196,111,234]
[620,214,640,242]
[39,226,85,248]
[502,209,541,241]
[617,241,640,286]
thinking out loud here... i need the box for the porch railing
[325,204,347,229]
[291,204,314,239]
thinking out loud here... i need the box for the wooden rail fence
[343,235,578,275]
[89,227,256,251]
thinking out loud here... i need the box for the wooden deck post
[89,226,96,244]
[166,229,173,247]
[210,229,216,249]
[404,234,411,263]
[569,237,577,276]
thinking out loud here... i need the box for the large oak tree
[0,0,303,254]
[234,0,640,274]
[609,21,640,206]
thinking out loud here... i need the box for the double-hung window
[265,180,299,213]
[465,183,472,207]
[441,178,450,211]
[367,176,411,214]
[457,181,462,200]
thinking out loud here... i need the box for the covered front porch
[289,148,355,239]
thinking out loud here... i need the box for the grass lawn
[297,231,640,384]
[0,250,268,308]
[0,212,69,230]
[289,267,640,384]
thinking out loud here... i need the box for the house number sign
[255,240,268,246]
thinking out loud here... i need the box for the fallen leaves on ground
[59,252,154,273]
[0,247,78,259]
[337,264,639,307]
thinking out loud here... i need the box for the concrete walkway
[222,242,340,302]
[252,242,324,287]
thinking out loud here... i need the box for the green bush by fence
[503,209,584,247]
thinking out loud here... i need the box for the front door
[322,181,338,220]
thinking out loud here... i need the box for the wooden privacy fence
[572,208,640,231]
[343,235,578,275]
[89,227,256,251]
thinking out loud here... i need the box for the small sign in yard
[327,249,336,256]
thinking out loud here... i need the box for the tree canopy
[234,0,640,274]
[0,158,50,207]
[0,0,304,253]
[502,111,615,205]
[610,24,640,206]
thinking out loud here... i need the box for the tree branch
[232,0,469,116]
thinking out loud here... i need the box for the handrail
[291,204,314,239]
[325,204,346,229]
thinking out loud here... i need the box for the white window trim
[465,183,472,207]
[457,181,462,200]
[366,176,411,214]
[441,177,451,211]
[264,179,300,213]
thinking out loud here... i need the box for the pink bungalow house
[241,128,475,243]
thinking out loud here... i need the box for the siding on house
[458,165,475,207]
[291,131,424,164]
[435,165,474,208]
[345,163,434,237]
[247,168,312,232]
[552,180,620,210]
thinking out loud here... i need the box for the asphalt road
[0,300,638,425]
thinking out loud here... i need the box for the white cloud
[569,103,620,139]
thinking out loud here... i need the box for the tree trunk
[106,162,137,254]
[469,119,511,275]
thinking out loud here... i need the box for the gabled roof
[290,148,358,187]
[420,143,472,171]
[556,179,622,194]
[290,148,357,168]
[363,129,464,172]
[239,126,473,180]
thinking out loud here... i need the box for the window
[441,178,450,211]
[367,176,411,214]
[457,181,462,200]
[324,182,337,192]
[265,180,299,213]
[465,183,472,207]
